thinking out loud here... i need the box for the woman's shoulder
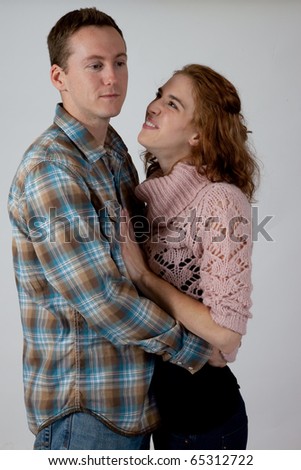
[195,179,251,217]
[200,180,249,204]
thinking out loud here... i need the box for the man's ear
[189,132,201,147]
[50,64,67,92]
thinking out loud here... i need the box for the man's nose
[103,65,117,85]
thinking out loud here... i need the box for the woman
[121,64,259,450]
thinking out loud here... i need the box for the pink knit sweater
[135,162,253,361]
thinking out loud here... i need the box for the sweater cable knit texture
[135,162,253,361]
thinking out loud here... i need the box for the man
[8,8,215,450]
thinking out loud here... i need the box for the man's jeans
[34,412,151,450]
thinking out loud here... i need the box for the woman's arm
[120,211,241,355]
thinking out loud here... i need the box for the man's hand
[208,346,227,367]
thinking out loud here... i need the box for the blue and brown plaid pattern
[8,104,211,435]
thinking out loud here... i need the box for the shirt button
[177,361,183,365]
[188,366,194,371]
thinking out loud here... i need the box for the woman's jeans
[153,396,248,450]
[34,412,151,450]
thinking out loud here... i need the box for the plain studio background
[1,0,300,450]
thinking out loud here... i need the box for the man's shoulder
[24,123,86,170]
[10,123,87,196]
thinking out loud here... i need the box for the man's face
[58,25,128,127]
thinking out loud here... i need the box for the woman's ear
[50,64,67,92]
[189,132,201,147]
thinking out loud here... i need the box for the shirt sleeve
[192,183,253,337]
[23,161,211,372]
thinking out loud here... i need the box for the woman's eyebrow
[158,87,185,109]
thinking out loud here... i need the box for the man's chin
[100,106,123,120]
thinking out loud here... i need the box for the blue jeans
[153,397,248,450]
[34,412,151,450]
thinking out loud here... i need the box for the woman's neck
[155,154,192,175]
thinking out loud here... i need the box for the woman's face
[138,73,200,174]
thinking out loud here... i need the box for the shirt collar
[54,103,128,164]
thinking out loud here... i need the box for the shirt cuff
[166,330,212,374]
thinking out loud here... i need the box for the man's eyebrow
[115,52,128,59]
[84,52,128,61]
[158,87,185,109]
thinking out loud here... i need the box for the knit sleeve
[192,183,253,337]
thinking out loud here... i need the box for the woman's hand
[120,209,150,285]
[208,346,227,368]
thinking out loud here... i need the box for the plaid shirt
[8,104,211,436]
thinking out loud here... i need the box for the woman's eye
[168,101,178,109]
[116,61,126,67]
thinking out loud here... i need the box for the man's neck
[84,120,109,147]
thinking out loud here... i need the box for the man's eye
[155,91,161,100]
[89,63,103,70]
[116,61,126,67]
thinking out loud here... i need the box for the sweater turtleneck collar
[135,162,208,222]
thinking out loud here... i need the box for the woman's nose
[148,100,161,115]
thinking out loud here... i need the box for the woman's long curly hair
[144,64,260,201]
